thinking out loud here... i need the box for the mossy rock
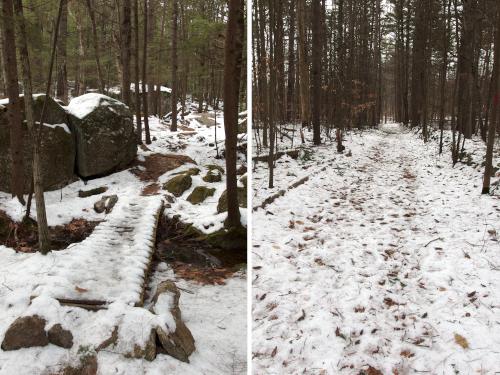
[183,224,204,238]
[239,174,247,188]
[206,226,247,252]
[187,186,216,205]
[217,187,247,213]
[206,164,225,174]
[202,169,222,183]
[173,167,200,176]
[163,174,192,197]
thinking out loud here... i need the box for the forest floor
[0,107,247,374]
[252,124,500,374]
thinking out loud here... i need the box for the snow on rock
[98,273,247,375]
[253,126,500,374]
[66,93,129,119]
[67,93,137,177]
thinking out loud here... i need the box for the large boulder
[67,94,137,178]
[0,95,75,193]
[1,315,49,350]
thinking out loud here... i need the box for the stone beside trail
[163,174,193,197]
[187,186,216,205]
[1,315,48,351]
[0,95,75,193]
[152,281,196,363]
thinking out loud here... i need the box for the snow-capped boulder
[67,94,136,178]
[0,94,76,193]
[1,315,48,350]
[152,281,195,363]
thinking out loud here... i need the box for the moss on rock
[206,164,225,174]
[202,169,222,183]
[206,226,247,252]
[187,186,216,205]
[163,174,192,197]
[173,167,200,176]
[217,187,247,213]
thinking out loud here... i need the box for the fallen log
[252,149,300,163]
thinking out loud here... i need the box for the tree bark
[14,0,51,253]
[142,0,151,144]
[311,0,321,145]
[483,3,500,194]
[134,0,141,143]
[1,0,25,203]
[85,0,105,93]
[170,0,179,132]
[55,0,68,103]
[121,0,132,105]
[297,0,310,129]
[223,0,244,229]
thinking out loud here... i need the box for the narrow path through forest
[253,129,500,374]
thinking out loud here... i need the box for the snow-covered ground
[253,125,500,374]
[0,105,247,374]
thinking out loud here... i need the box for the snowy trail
[0,195,163,306]
[253,130,500,374]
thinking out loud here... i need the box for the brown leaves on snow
[454,333,469,349]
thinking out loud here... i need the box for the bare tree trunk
[55,0,68,103]
[134,0,141,143]
[268,0,276,188]
[483,3,500,194]
[311,0,321,145]
[14,0,52,253]
[286,0,296,122]
[456,0,477,139]
[297,0,310,129]
[257,0,268,147]
[156,1,168,117]
[170,0,179,132]
[439,0,451,154]
[74,8,86,97]
[223,0,244,229]
[142,0,151,144]
[1,0,25,204]
[121,0,132,105]
[86,0,105,93]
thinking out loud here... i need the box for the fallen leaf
[75,286,88,293]
[271,346,277,357]
[454,333,469,349]
[400,350,415,358]
[366,366,383,375]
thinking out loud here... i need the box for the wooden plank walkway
[34,195,164,308]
